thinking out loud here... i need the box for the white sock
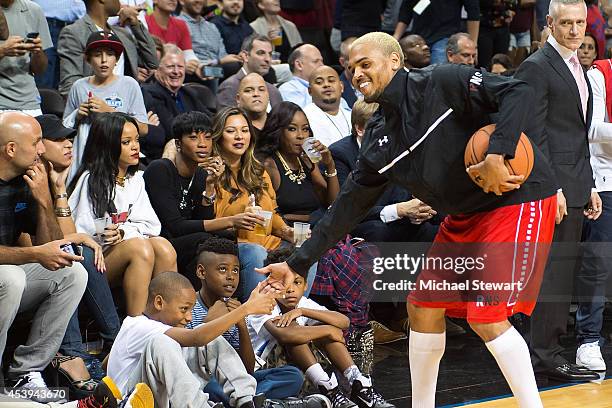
[61,402,79,407]
[409,330,445,408]
[306,363,333,388]
[343,365,371,386]
[485,326,543,408]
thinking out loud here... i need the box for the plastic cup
[272,31,283,46]
[271,51,281,62]
[302,137,322,163]
[93,216,110,244]
[254,209,273,236]
[294,222,310,247]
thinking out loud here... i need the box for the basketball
[464,124,534,189]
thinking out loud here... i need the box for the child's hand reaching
[245,282,278,315]
[204,300,229,322]
[274,308,302,327]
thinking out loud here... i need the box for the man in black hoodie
[259,32,558,408]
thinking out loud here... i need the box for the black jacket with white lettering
[287,64,557,277]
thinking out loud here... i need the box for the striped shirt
[187,297,242,350]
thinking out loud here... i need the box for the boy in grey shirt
[63,31,148,181]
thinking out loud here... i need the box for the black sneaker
[77,381,118,408]
[350,377,394,408]
[265,394,332,408]
[8,371,66,403]
[239,393,267,408]
[319,385,357,408]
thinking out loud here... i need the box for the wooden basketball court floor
[455,378,612,407]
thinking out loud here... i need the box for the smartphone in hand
[24,32,39,44]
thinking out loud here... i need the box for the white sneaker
[576,342,606,371]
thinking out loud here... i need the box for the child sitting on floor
[248,247,395,408]
[187,237,329,407]
[106,271,278,408]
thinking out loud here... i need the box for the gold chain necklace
[276,151,306,184]
[115,175,127,187]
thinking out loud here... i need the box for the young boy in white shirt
[107,271,279,408]
[248,248,394,408]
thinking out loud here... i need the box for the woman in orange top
[212,107,294,299]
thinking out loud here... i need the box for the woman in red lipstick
[68,112,178,317]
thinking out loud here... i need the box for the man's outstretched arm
[258,157,389,287]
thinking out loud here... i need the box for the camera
[60,243,82,257]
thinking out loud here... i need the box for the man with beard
[237,73,270,136]
[303,65,352,148]
[211,0,254,56]
[216,34,282,110]
[400,34,431,69]
[258,32,559,408]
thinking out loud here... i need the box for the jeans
[203,365,304,407]
[60,246,120,358]
[35,18,69,90]
[237,243,268,302]
[0,262,87,376]
[430,37,449,65]
[575,191,612,346]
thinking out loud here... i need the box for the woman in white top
[69,112,177,316]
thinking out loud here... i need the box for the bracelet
[55,192,68,200]
[323,169,337,178]
[55,207,72,217]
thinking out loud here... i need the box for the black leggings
[478,25,511,70]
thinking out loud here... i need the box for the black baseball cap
[35,115,76,141]
[85,31,124,57]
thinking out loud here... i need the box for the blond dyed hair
[350,32,404,64]
[351,98,379,134]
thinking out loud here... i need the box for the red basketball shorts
[408,195,556,323]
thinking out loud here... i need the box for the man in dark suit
[141,46,212,161]
[514,0,602,382]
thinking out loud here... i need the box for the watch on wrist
[202,191,216,205]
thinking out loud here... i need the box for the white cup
[302,137,322,163]
[294,222,310,247]
[93,216,110,243]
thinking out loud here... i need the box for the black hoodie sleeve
[433,63,535,160]
[286,158,389,278]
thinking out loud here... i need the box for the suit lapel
[542,43,585,123]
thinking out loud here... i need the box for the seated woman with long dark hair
[144,111,264,287]
[212,107,294,300]
[256,101,339,226]
[69,113,177,316]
